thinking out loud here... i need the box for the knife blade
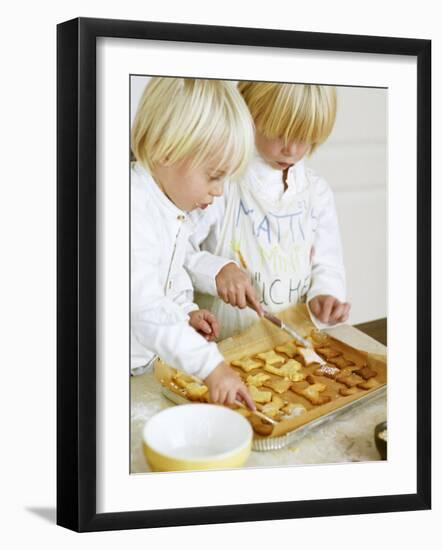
[261,310,327,366]
[262,309,312,347]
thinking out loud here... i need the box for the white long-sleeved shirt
[185,151,346,339]
[130,162,226,378]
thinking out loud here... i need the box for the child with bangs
[186,82,350,340]
[131,77,256,409]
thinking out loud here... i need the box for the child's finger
[320,296,335,323]
[245,290,263,316]
[209,388,219,405]
[226,388,238,406]
[308,298,321,318]
[236,386,256,411]
[206,315,220,339]
[198,319,213,335]
[227,288,237,306]
[235,289,248,309]
[338,303,351,322]
[330,302,345,323]
[218,389,228,405]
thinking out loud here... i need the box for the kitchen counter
[130,322,387,473]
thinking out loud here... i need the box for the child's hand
[189,309,220,341]
[204,362,256,410]
[215,263,263,316]
[308,295,351,324]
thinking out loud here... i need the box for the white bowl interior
[143,404,252,460]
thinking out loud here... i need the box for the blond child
[186,82,350,340]
[131,77,255,408]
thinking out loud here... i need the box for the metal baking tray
[161,385,387,452]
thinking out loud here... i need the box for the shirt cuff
[190,256,238,296]
[192,344,225,381]
[181,302,199,316]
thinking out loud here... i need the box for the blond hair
[238,82,337,154]
[131,77,254,177]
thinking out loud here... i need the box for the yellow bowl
[143,404,253,472]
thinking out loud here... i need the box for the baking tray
[161,384,386,452]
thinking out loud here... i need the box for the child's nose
[282,142,298,157]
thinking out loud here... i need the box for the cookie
[264,359,305,382]
[186,382,209,400]
[357,378,381,390]
[316,346,342,360]
[292,382,332,406]
[248,384,272,404]
[246,373,271,386]
[249,415,274,436]
[255,350,285,366]
[275,341,298,358]
[355,365,378,380]
[231,357,262,372]
[335,369,363,388]
[259,395,285,419]
[263,376,292,394]
[314,364,341,379]
[339,386,360,397]
[328,356,356,369]
[282,402,307,418]
[173,371,195,388]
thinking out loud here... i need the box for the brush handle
[234,400,277,425]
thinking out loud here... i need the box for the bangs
[239,82,337,153]
[189,109,254,179]
[132,78,254,176]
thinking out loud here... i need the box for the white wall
[306,87,387,323]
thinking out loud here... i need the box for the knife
[260,309,327,366]
[261,309,312,347]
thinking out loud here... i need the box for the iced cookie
[314,364,341,379]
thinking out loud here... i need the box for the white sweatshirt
[130,162,227,378]
[186,152,346,340]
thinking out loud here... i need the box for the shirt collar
[250,149,307,195]
[133,162,196,224]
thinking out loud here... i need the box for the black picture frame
[57,17,431,532]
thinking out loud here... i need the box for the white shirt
[186,151,346,340]
[130,162,225,379]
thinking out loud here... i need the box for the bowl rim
[142,404,253,462]
[374,420,387,439]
